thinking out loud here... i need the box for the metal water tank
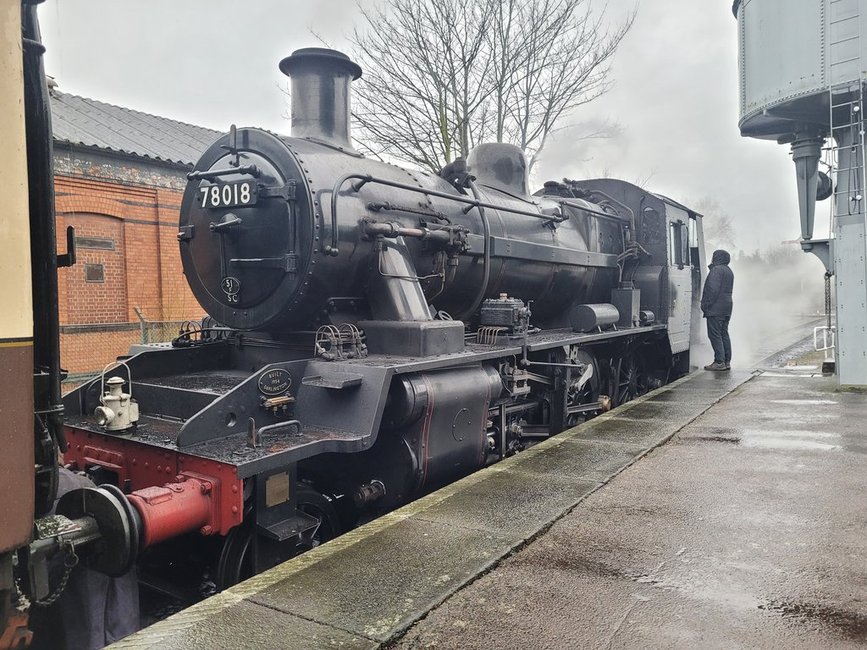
[735,0,867,139]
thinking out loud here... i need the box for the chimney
[278,48,362,151]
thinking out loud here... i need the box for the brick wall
[63,213,126,323]
[60,327,141,380]
[55,151,205,384]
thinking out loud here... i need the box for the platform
[112,354,866,649]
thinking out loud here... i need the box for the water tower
[734,0,867,387]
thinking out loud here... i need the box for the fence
[60,309,201,393]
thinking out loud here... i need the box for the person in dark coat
[700,249,734,371]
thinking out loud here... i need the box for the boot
[704,361,727,371]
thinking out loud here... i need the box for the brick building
[50,89,221,384]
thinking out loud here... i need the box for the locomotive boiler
[61,48,705,593]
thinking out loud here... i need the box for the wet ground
[112,336,866,650]
[394,369,867,649]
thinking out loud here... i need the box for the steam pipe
[557,200,633,225]
[463,179,492,320]
[363,221,453,245]
[23,4,67,471]
[369,236,433,321]
[328,173,568,256]
[583,189,636,236]
[187,165,260,181]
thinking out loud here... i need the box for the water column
[735,0,867,387]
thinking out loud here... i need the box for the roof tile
[50,90,224,166]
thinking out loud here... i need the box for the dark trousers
[706,315,731,364]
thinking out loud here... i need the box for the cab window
[669,220,689,269]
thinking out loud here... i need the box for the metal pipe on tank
[278,47,362,151]
[791,134,824,241]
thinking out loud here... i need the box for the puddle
[740,439,841,451]
[744,429,838,439]
[737,429,842,451]
[692,435,740,444]
[540,554,627,579]
[760,372,822,378]
[770,399,838,406]
[689,427,845,450]
[760,600,867,640]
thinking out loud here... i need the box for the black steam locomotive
[61,48,705,592]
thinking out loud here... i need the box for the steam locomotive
[53,48,706,595]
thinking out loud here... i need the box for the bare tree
[348,0,635,174]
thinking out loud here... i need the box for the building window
[84,263,105,283]
[75,236,116,251]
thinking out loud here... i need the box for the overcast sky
[37,0,831,261]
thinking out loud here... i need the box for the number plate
[199,180,258,209]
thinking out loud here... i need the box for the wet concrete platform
[112,363,866,649]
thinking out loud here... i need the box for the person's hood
[709,249,730,267]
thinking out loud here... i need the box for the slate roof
[50,90,223,167]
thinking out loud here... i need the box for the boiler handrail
[326,173,572,257]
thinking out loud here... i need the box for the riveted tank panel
[736,0,867,138]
